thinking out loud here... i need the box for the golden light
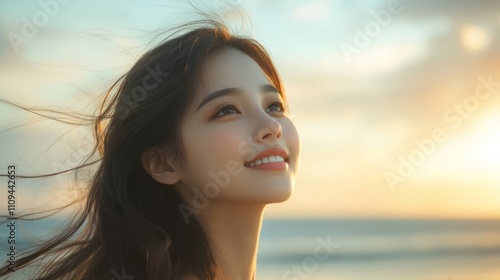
[459,24,490,53]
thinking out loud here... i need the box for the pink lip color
[245,161,288,171]
[246,146,289,164]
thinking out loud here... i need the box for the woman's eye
[213,101,287,118]
[214,104,239,118]
[266,101,286,113]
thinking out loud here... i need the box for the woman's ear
[141,147,180,185]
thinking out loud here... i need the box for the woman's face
[174,48,300,205]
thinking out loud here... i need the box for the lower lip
[245,161,288,171]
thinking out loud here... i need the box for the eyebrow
[195,84,281,112]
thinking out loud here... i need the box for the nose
[253,116,282,143]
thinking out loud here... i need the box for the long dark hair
[0,17,286,279]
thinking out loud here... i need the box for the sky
[0,0,499,219]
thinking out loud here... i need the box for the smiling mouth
[243,146,290,167]
[244,156,289,167]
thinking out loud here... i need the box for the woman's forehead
[201,48,271,89]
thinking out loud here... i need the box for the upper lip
[245,146,289,164]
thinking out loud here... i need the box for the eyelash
[212,101,287,118]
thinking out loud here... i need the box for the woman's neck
[199,202,266,280]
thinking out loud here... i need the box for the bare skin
[142,48,301,280]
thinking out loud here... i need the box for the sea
[1,218,499,279]
[257,219,500,280]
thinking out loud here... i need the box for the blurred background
[0,0,499,279]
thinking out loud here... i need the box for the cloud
[289,0,331,23]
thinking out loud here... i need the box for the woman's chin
[252,184,294,204]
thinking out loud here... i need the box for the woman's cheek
[284,120,301,172]
[209,127,245,161]
[213,127,244,154]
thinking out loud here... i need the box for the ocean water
[1,218,500,279]
[257,219,500,280]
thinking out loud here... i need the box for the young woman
[0,18,301,279]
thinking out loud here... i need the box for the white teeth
[246,155,285,167]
